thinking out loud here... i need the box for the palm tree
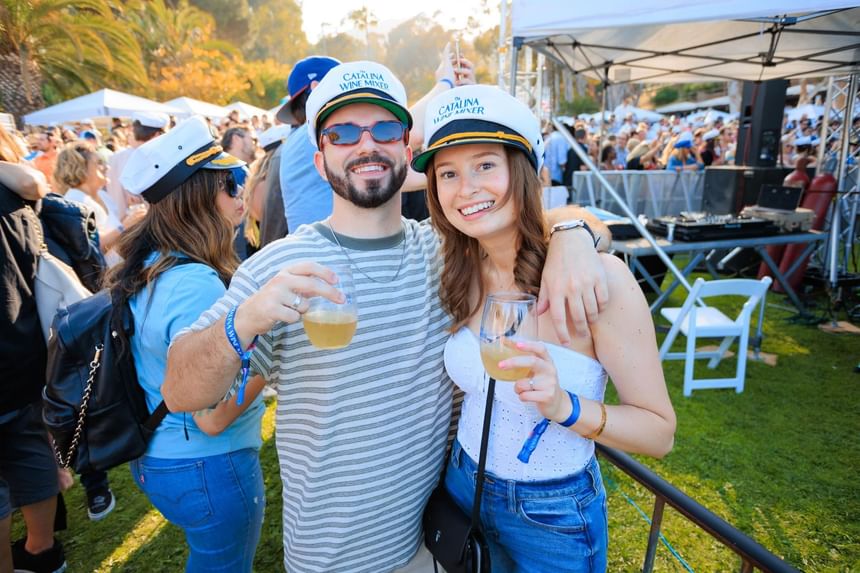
[124,0,239,91]
[0,0,146,121]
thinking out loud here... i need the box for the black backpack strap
[144,401,170,432]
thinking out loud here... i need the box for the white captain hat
[305,60,412,149]
[258,124,291,151]
[132,111,170,130]
[121,116,244,204]
[411,84,544,173]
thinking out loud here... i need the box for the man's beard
[324,152,408,209]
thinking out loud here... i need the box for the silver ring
[528,378,535,391]
[290,293,302,310]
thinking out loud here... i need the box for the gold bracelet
[582,402,607,441]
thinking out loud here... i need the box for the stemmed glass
[479,293,537,381]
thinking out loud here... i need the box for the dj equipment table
[611,231,828,316]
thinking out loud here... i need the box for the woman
[106,117,265,572]
[665,132,703,171]
[599,144,617,170]
[53,141,142,263]
[412,85,676,572]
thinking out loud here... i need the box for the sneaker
[11,537,67,573]
[86,488,116,521]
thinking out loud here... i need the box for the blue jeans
[130,448,264,573]
[445,439,608,573]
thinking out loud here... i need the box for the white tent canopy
[164,97,228,120]
[224,101,269,120]
[24,89,181,126]
[511,1,860,84]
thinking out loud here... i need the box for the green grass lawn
[12,283,860,572]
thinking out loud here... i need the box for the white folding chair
[659,277,772,396]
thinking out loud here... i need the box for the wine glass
[302,264,358,349]
[479,292,537,381]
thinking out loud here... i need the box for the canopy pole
[510,37,522,96]
[829,72,858,289]
[551,117,696,297]
[816,77,835,175]
[599,64,609,156]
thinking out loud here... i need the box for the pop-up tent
[224,101,269,120]
[511,1,860,298]
[24,89,181,126]
[164,97,228,120]
[510,1,860,84]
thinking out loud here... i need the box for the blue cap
[276,56,341,124]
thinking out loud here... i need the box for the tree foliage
[0,0,504,122]
[0,0,146,115]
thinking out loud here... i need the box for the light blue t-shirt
[279,124,333,232]
[545,130,571,183]
[666,154,701,171]
[130,255,264,459]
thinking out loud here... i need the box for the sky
[300,0,500,43]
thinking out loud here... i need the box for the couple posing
[130,59,673,573]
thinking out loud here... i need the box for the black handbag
[423,377,497,573]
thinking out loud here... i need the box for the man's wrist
[231,304,259,349]
[549,219,600,248]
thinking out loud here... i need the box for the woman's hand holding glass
[505,340,571,423]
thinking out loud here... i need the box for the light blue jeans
[130,448,264,573]
[445,439,608,573]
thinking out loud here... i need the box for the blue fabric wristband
[559,391,581,427]
[224,305,258,406]
[439,78,454,89]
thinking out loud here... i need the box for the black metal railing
[596,444,801,573]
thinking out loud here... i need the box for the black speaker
[735,80,788,167]
[702,165,790,214]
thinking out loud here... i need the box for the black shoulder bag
[423,377,496,573]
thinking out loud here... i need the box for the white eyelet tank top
[445,327,608,481]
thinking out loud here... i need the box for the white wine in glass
[303,264,358,349]
[479,292,537,381]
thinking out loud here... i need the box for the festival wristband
[224,305,258,406]
[559,391,581,428]
[517,418,550,464]
[439,78,454,89]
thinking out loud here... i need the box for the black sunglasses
[320,121,407,146]
[224,170,240,198]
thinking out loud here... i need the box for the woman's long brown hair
[426,147,548,333]
[104,169,239,313]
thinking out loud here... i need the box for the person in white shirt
[105,112,168,215]
[412,85,676,573]
[54,142,144,265]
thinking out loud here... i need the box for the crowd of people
[541,103,852,187]
[1,44,674,573]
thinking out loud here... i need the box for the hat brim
[141,143,245,204]
[275,84,310,124]
[202,150,245,170]
[411,118,536,173]
[674,141,692,149]
[411,137,532,173]
[315,92,412,138]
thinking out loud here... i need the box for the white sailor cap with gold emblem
[121,116,244,203]
[411,84,544,173]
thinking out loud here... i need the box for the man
[106,111,168,214]
[221,125,256,189]
[562,126,590,187]
[32,131,58,188]
[163,61,609,573]
[0,176,66,573]
[275,55,342,233]
[544,122,571,185]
